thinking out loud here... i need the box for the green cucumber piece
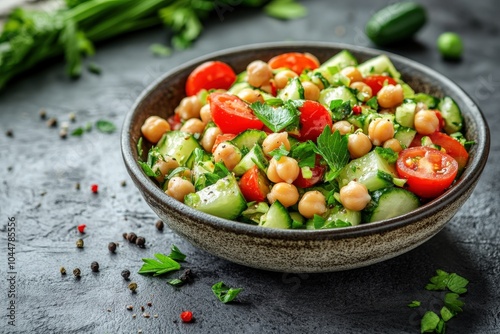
[232,144,269,176]
[278,77,304,101]
[337,149,397,192]
[184,175,246,220]
[320,50,358,70]
[230,129,267,151]
[413,93,439,109]
[394,126,417,148]
[318,86,357,108]
[438,96,463,134]
[357,54,401,79]
[362,187,420,222]
[259,200,292,229]
[365,2,427,46]
[395,100,417,128]
[157,130,202,166]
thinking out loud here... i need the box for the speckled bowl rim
[122,41,490,241]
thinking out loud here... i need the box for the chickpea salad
[138,50,473,229]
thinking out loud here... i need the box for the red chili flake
[352,105,362,115]
[77,224,86,233]
[90,184,99,193]
[180,311,193,323]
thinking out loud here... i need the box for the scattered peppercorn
[155,220,164,231]
[60,121,70,130]
[46,117,57,127]
[73,268,81,277]
[91,261,99,272]
[5,129,13,137]
[154,314,158,318]
[108,242,117,253]
[75,182,81,190]
[143,313,150,318]
[140,306,145,312]
[59,129,68,139]
[127,232,137,243]
[120,180,127,187]
[180,269,194,283]
[39,109,47,119]
[128,282,138,292]
[147,302,152,307]
[77,224,86,234]
[69,112,76,122]
[7,166,13,172]
[132,314,136,319]
[180,311,193,323]
[135,236,146,248]
[60,267,67,275]
[126,305,133,311]
[121,269,131,280]
[76,239,84,248]
[90,184,98,193]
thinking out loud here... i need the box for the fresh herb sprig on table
[0,0,306,91]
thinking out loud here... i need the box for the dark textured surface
[0,0,499,333]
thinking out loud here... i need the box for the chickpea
[383,138,403,152]
[368,118,395,146]
[332,120,353,135]
[266,158,283,183]
[347,132,372,158]
[175,95,202,120]
[262,132,291,156]
[180,118,205,135]
[247,60,273,87]
[377,84,404,109]
[350,81,373,102]
[237,88,265,104]
[152,156,179,183]
[201,126,222,152]
[200,104,212,124]
[302,81,321,101]
[213,142,242,171]
[298,191,327,219]
[166,177,195,203]
[274,70,298,89]
[339,181,371,211]
[414,109,440,135]
[267,182,299,208]
[415,102,427,113]
[260,82,274,95]
[141,116,170,144]
[275,156,300,184]
[341,66,363,83]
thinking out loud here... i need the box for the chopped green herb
[138,253,181,276]
[87,62,101,74]
[137,137,144,158]
[268,144,289,160]
[212,281,243,304]
[165,167,191,181]
[440,306,455,322]
[374,147,398,164]
[446,273,469,294]
[250,101,300,133]
[444,292,464,314]
[168,244,186,262]
[313,127,349,181]
[421,311,440,333]
[264,0,307,20]
[312,214,326,229]
[290,141,316,168]
[150,43,172,57]
[71,127,84,136]
[85,122,92,132]
[95,120,116,133]
[367,96,379,110]
[407,300,421,308]
[329,100,352,121]
[167,278,184,287]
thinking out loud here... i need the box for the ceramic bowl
[122,42,490,273]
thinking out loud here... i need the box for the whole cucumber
[365,2,427,46]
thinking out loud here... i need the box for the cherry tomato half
[298,100,332,141]
[410,132,469,171]
[239,165,270,202]
[185,61,236,96]
[396,146,458,198]
[293,165,325,188]
[208,93,264,134]
[268,52,320,74]
[362,75,397,95]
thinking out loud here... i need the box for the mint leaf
[95,120,116,133]
[250,101,299,133]
[138,253,181,276]
[313,127,349,181]
[264,0,307,20]
[168,244,186,262]
[421,311,440,333]
[212,281,242,304]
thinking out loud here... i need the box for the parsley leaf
[421,311,440,333]
[446,273,469,294]
[313,127,349,181]
[138,253,181,276]
[290,141,316,168]
[250,101,299,133]
[444,293,464,314]
[71,127,84,136]
[95,120,116,133]
[329,100,352,121]
[168,244,186,262]
[367,96,379,110]
[312,214,326,229]
[408,300,421,308]
[440,306,455,322]
[212,281,242,304]
[268,144,289,160]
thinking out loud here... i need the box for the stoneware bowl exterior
[122,42,490,273]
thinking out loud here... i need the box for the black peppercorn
[60,267,67,275]
[155,220,164,231]
[76,239,84,248]
[39,109,47,119]
[73,268,81,277]
[121,269,131,280]
[135,236,146,247]
[90,261,99,272]
[127,232,137,243]
[122,232,128,240]
[5,129,13,137]
[128,282,137,292]
[108,242,117,253]
[46,117,57,127]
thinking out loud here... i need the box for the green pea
[437,32,463,59]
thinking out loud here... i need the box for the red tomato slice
[410,132,469,170]
[239,166,270,202]
[298,100,332,141]
[293,165,325,188]
[185,61,236,96]
[396,146,458,198]
[362,75,397,95]
[212,133,237,153]
[268,52,320,74]
[208,93,264,134]
[167,113,182,130]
